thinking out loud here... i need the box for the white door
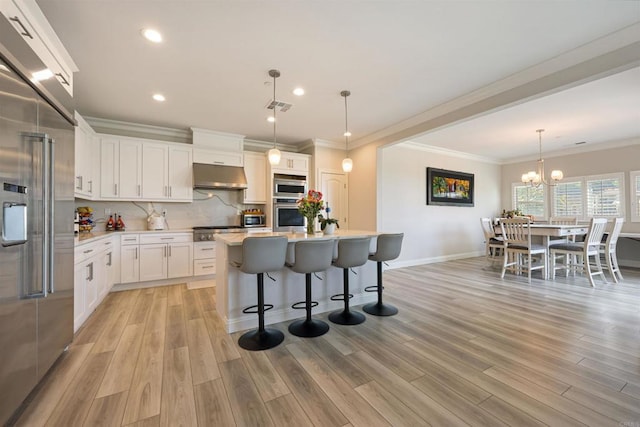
[320,171,348,229]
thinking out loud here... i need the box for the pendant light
[267,69,281,165]
[520,129,563,187]
[341,90,353,173]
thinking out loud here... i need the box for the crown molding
[84,116,191,143]
[400,141,500,164]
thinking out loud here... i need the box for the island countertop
[214,229,379,246]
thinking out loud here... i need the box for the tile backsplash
[76,190,263,231]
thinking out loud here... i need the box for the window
[512,184,545,218]
[552,180,583,217]
[631,170,640,222]
[550,173,624,220]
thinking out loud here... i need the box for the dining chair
[480,217,503,264]
[500,217,547,283]
[550,217,608,288]
[600,217,624,283]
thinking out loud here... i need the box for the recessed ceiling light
[293,87,305,96]
[267,116,276,123]
[32,69,54,81]
[153,94,166,102]
[343,131,352,137]
[142,28,162,43]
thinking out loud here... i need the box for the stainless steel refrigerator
[0,19,75,425]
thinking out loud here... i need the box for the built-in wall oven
[273,173,307,198]
[273,198,305,232]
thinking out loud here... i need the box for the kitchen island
[215,230,380,333]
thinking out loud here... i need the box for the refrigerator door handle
[22,132,51,298]
[48,136,55,294]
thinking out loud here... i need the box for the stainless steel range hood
[193,163,248,190]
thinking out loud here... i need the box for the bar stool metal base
[288,319,330,338]
[328,310,365,325]
[363,301,398,316]
[238,328,284,351]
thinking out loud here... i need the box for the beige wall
[501,141,640,234]
[348,141,383,232]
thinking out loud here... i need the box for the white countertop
[75,228,193,246]
[214,229,379,246]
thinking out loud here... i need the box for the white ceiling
[36,1,640,160]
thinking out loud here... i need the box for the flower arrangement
[298,190,324,234]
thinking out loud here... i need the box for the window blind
[553,181,583,217]
[513,185,544,217]
[587,176,622,217]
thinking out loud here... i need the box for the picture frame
[426,167,474,206]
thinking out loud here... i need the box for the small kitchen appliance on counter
[147,211,166,230]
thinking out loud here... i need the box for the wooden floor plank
[186,318,221,385]
[478,396,547,427]
[219,357,274,427]
[83,390,128,427]
[286,342,391,427]
[45,351,113,427]
[96,323,144,398]
[193,378,235,426]
[264,393,314,427]
[242,349,290,402]
[355,380,430,427]
[159,347,198,427]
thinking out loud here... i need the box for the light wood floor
[14,257,640,426]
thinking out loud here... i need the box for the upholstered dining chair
[500,217,547,283]
[550,217,608,288]
[480,217,503,264]
[600,217,624,283]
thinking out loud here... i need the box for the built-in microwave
[241,213,266,228]
[273,199,305,232]
[273,173,307,199]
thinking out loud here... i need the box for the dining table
[496,223,589,279]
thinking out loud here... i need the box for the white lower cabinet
[135,233,193,282]
[74,236,117,332]
[120,235,140,284]
[193,241,216,276]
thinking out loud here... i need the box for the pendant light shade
[268,147,281,165]
[341,90,352,173]
[268,69,281,166]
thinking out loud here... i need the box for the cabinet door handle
[135,247,138,259]
[201,248,214,251]
[55,73,70,86]
[168,246,172,257]
[76,176,82,190]
[83,249,93,254]
[169,186,172,197]
[107,252,112,266]
[9,16,33,39]
[87,262,94,281]
[88,180,93,193]
[161,237,174,240]
[114,183,118,195]
[138,184,141,196]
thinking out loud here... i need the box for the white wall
[379,143,502,267]
[75,189,261,231]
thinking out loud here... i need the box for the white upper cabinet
[99,135,191,202]
[74,112,98,199]
[191,128,244,167]
[243,152,267,204]
[1,0,78,95]
[271,151,309,175]
[168,145,193,200]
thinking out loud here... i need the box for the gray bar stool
[363,233,403,316]
[287,239,335,337]
[233,236,288,351]
[328,237,371,325]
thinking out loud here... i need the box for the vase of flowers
[298,190,324,234]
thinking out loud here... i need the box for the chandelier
[521,129,563,187]
[341,90,353,173]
